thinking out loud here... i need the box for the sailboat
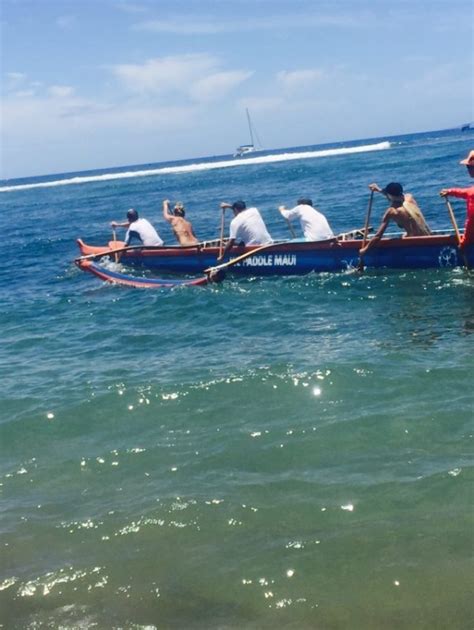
[234,109,262,157]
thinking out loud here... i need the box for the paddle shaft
[112,227,119,263]
[286,218,297,239]
[358,190,375,271]
[218,207,226,258]
[444,197,470,268]
[361,190,374,250]
[445,197,463,244]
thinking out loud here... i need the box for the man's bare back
[162,199,199,246]
[384,195,431,236]
[359,183,431,256]
[169,216,198,246]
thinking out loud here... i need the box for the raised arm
[440,188,470,199]
[163,199,173,222]
[368,183,383,194]
[278,204,291,218]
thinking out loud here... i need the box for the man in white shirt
[278,198,334,241]
[111,209,164,246]
[218,200,273,261]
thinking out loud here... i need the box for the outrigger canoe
[76,231,473,277]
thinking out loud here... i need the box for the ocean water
[0,130,473,629]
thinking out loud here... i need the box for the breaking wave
[0,141,390,193]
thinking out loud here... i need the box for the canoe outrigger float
[75,258,211,288]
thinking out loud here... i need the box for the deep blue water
[0,130,473,629]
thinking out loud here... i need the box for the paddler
[111,209,164,246]
[359,182,431,256]
[277,197,335,241]
[217,200,273,261]
[440,150,474,247]
[162,199,199,246]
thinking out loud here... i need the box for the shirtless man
[162,200,198,246]
[359,182,431,256]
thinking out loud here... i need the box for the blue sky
[1,0,473,179]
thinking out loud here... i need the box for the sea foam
[0,142,390,193]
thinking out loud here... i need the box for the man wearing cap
[162,199,199,246]
[277,197,335,241]
[440,150,474,247]
[111,209,164,246]
[359,182,431,256]
[217,200,272,261]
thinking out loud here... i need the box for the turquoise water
[1,130,473,629]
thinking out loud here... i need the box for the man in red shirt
[440,150,474,246]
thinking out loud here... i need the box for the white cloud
[130,6,469,38]
[5,74,45,96]
[133,12,370,34]
[2,90,197,138]
[5,72,27,91]
[238,96,284,112]
[190,71,253,103]
[11,90,36,98]
[134,19,222,34]
[1,90,200,177]
[114,1,149,14]
[111,54,217,95]
[48,85,75,98]
[111,54,252,102]
[7,72,26,83]
[277,69,324,92]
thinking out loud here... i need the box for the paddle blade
[207,268,226,283]
[108,240,126,250]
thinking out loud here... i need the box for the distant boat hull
[234,145,257,157]
[77,234,473,276]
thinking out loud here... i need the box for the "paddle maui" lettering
[237,254,297,267]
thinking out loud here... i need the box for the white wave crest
[0,142,390,193]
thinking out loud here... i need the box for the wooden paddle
[218,206,226,259]
[444,196,470,269]
[277,206,297,239]
[205,242,278,276]
[286,218,297,239]
[357,190,375,271]
[112,227,119,263]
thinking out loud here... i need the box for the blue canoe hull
[77,235,474,276]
